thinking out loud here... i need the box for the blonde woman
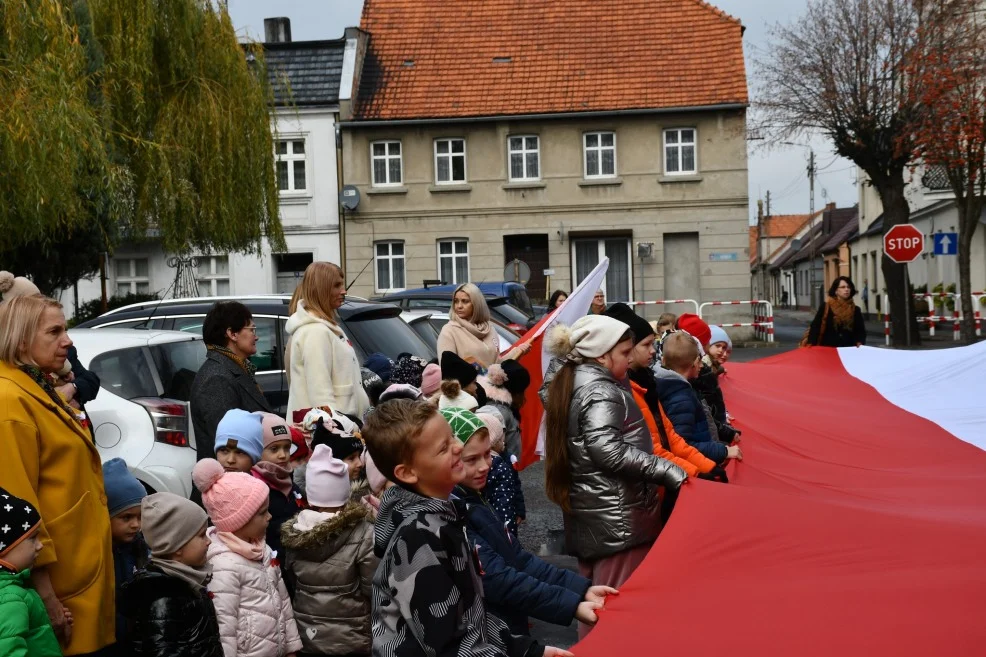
[285,262,369,419]
[436,283,530,371]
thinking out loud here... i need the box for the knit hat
[363,352,394,382]
[604,303,655,346]
[438,379,479,411]
[676,313,712,348]
[192,459,270,533]
[379,383,425,403]
[545,315,631,360]
[0,271,41,301]
[391,353,427,387]
[305,445,352,507]
[486,361,531,396]
[440,351,478,387]
[214,408,264,463]
[257,412,294,452]
[363,450,388,495]
[289,425,310,462]
[360,367,383,391]
[102,458,147,517]
[440,407,487,444]
[311,412,365,462]
[0,486,41,570]
[708,325,732,350]
[141,492,208,557]
[420,363,442,396]
[300,407,334,434]
[475,412,505,452]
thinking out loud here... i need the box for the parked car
[76,295,437,414]
[401,310,521,354]
[71,328,205,498]
[374,288,535,334]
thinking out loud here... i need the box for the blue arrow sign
[934,232,958,256]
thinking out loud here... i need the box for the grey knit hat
[141,492,208,557]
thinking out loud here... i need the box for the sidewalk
[773,308,961,347]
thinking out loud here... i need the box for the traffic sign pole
[883,224,924,346]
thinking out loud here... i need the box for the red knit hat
[676,313,712,348]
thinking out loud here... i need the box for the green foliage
[70,291,159,326]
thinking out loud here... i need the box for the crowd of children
[0,302,746,657]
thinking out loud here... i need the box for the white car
[70,328,205,498]
[400,310,520,353]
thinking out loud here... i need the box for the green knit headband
[439,407,487,444]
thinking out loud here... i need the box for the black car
[76,295,436,414]
[372,291,536,334]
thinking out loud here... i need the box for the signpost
[884,224,925,345]
[933,232,958,256]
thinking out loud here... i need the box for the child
[603,305,728,483]
[214,408,265,474]
[654,332,743,465]
[363,399,570,657]
[445,408,616,637]
[540,315,686,638]
[360,450,392,519]
[311,409,366,481]
[419,362,442,397]
[678,318,741,445]
[193,458,302,657]
[651,312,677,364]
[477,411,527,536]
[103,457,150,650]
[440,351,488,406]
[476,360,530,464]
[0,486,61,657]
[122,492,223,657]
[437,378,479,410]
[251,412,304,574]
[281,444,378,656]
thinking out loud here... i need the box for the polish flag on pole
[508,257,610,469]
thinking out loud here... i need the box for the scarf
[19,365,85,425]
[216,531,266,562]
[447,312,498,368]
[207,344,258,378]
[252,461,294,496]
[828,296,857,330]
[292,508,339,532]
[149,557,212,590]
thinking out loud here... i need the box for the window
[435,138,467,184]
[114,258,150,296]
[663,128,697,175]
[584,132,616,178]
[375,241,406,292]
[371,141,403,186]
[572,238,632,302]
[194,256,230,296]
[276,139,307,192]
[273,252,314,295]
[437,239,469,285]
[508,135,540,181]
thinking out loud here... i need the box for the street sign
[884,224,924,263]
[933,232,958,256]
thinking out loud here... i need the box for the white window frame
[570,237,634,302]
[434,138,467,185]
[194,255,231,297]
[275,137,308,194]
[436,239,470,285]
[507,135,541,182]
[663,127,698,175]
[114,258,151,296]
[371,140,403,187]
[583,131,617,179]
[374,240,406,293]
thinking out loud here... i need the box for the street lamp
[782,141,818,306]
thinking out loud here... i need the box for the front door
[503,234,550,302]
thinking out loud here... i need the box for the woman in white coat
[285,262,369,419]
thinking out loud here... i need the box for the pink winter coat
[206,529,302,657]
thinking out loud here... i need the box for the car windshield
[90,340,206,401]
[409,317,440,352]
[345,315,436,362]
[508,288,534,317]
[490,301,532,327]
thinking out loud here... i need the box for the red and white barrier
[883,292,985,344]
[698,300,774,343]
[628,299,701,317]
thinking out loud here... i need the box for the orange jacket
[630,381,716,478]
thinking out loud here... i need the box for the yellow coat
[0,361,115,655]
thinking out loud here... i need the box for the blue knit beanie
[214,408,264,463]
[363,352,394,382]
[102,458,147,517]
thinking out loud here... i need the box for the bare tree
[756,0,928,345]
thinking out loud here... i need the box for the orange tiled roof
[762,214,810,237]
[354,0,748,121]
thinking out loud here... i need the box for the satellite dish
[340,185,361,211]
[503,258,531,284]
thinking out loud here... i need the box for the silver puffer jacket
[541,359,687,561]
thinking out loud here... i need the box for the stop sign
[884,224,924,263]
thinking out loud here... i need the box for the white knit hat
[306,444,352,508]
[546,315,631,360]
[438,379,479,411]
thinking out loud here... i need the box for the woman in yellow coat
[0,295,115,655]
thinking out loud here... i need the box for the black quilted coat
[121,566,223,657]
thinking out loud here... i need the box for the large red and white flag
[507,258,609,469]
[573,342,986,655]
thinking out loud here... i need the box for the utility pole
[807,149,817,307]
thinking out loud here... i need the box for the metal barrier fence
[627,299,701,317]
[883,293,984,344]
[698,300,775,343]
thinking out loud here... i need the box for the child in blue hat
[213,408,264,473]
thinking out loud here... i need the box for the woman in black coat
[805,276,867,347]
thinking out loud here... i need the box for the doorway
[663,232,700,313]
[503,234,550,302]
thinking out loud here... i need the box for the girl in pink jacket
[193,458,302,657]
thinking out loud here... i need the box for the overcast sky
[228,0,858,224]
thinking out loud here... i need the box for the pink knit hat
[257,412,295,452]
[306,445,352,508]
[476,412,505,452]
[363,450,388,495]
[420,363,442,396]
[192,459,269,532]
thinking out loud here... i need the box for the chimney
[264,17,292,43]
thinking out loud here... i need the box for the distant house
[750,212,809,304]
[338,0,751,314]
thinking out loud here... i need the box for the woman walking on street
[804,276,866,347]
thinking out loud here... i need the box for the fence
[698,300,775,343]
[627,299,701,317]
[882,293,984,344]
